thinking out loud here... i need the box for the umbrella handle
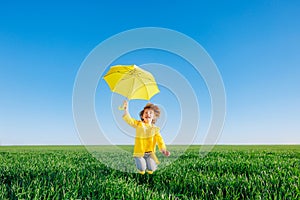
[118,105,124,110]
[118,99,128,110]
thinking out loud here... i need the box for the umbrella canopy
[103,64,160,100]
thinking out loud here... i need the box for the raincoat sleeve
[122,112,139,128]
[155,127,166,150]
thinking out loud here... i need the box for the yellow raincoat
[123,113,166,164]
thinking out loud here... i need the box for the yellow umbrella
[103,64,160,101]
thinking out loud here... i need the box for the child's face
[142,108,155,124]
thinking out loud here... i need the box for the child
[122,100,170,174]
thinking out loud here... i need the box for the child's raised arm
[122,100,139,128]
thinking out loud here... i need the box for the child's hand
[161,149,171,157]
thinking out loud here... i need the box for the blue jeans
[134,153,157,172]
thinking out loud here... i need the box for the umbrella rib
[128,77,136,99]
[135,72,154,100]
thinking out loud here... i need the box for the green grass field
[0,145,299,199]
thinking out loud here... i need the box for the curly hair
[139,103,160,124]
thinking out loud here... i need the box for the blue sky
[1,0,299,145]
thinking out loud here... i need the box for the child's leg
[134,157,146,173]
[145,154,157,172]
